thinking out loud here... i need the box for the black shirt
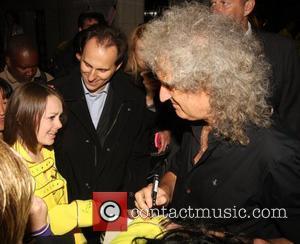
[169,122,300,242]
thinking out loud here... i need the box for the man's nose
[159,85,172,102]
[88,69,96,81]
[25,68,36,77]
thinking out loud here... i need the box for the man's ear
[244,0,255,17]
[75,53,82,61]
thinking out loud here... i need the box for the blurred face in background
[0,89,8,131]
[210,0,255,30]
[6,49,38,83]
[135,39,147,71]
[79,18,99,31]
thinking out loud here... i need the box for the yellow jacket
[12,142,92,243]
[111,216,167,243]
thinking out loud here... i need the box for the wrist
[30,222,52,237]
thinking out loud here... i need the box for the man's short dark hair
[77,12,107,29]
[5,34,37,59]
[77,24,127,66]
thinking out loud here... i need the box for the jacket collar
[62,68,134,104]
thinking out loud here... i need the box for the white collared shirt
[82,80,110,129]
[245,21,252,36]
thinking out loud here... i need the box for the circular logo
[99,201,121,222]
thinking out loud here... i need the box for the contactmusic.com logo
[93,192,128,231]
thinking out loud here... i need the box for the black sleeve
[277,40,300,139]
[263,146,300,242]
[123,105,153,209]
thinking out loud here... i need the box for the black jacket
[256,31,300,138]
[51,69,152,205]
[170,122,300,242]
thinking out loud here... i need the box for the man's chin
[174,110,187,120]
[19,79,31,83]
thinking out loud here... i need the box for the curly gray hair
[140,2,272,144]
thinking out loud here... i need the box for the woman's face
[0,90,8,131]
[135,39,147,70]
[36,95,63,147]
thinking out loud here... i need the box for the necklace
[193,125,211,164]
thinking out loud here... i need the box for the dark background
[0,0,299,72]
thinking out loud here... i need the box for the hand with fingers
[155,130,171,154]
[135,183,171,211]
[135,171,176,219]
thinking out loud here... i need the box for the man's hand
[135,183,171,211]
[135,172,177,216]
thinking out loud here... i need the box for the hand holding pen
[135,172,175,212]
[151,174,159,208]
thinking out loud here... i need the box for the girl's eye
[48,116,55,120]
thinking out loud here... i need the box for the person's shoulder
[111,70,145,101]
[250,123,300,163]
[256,31,297,51]
[50,68,81,92]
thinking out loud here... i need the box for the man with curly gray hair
[135,3,300,242]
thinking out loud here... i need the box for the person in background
[0,139,50,244]
[135,3,300,242]
[126,24,172,154]
[0,34,53,90]
[210,0,300,139]
[4,82,93,244]
[0,10,24,69]
[0,78,12,139]
[51,24,152,243]
[50,12,107,77]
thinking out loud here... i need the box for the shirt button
[127,108,131,112]
[106,147,111,152]
[85,139,90,143]
[186,188,191,194]
[212,178,218,186]
[85,183,91,189]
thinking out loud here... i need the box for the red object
[93,192,128,231]
[154,132,162,150]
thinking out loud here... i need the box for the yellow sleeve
[111,216,166,244]
[48,200,92,235]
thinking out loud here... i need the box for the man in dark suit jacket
[51,25,152,242]
[210,0,300,138]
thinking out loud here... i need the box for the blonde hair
[0,139,33,244]
[125,24,147,80]
[140,2,272,144]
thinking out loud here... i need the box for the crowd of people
[0,1,300,243]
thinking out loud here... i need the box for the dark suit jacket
[256,31,300,138]
[51,69,152,206]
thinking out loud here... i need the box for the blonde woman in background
[0,139,48,243]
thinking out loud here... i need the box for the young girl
[0,78,12,138]
[4,82,92,243]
